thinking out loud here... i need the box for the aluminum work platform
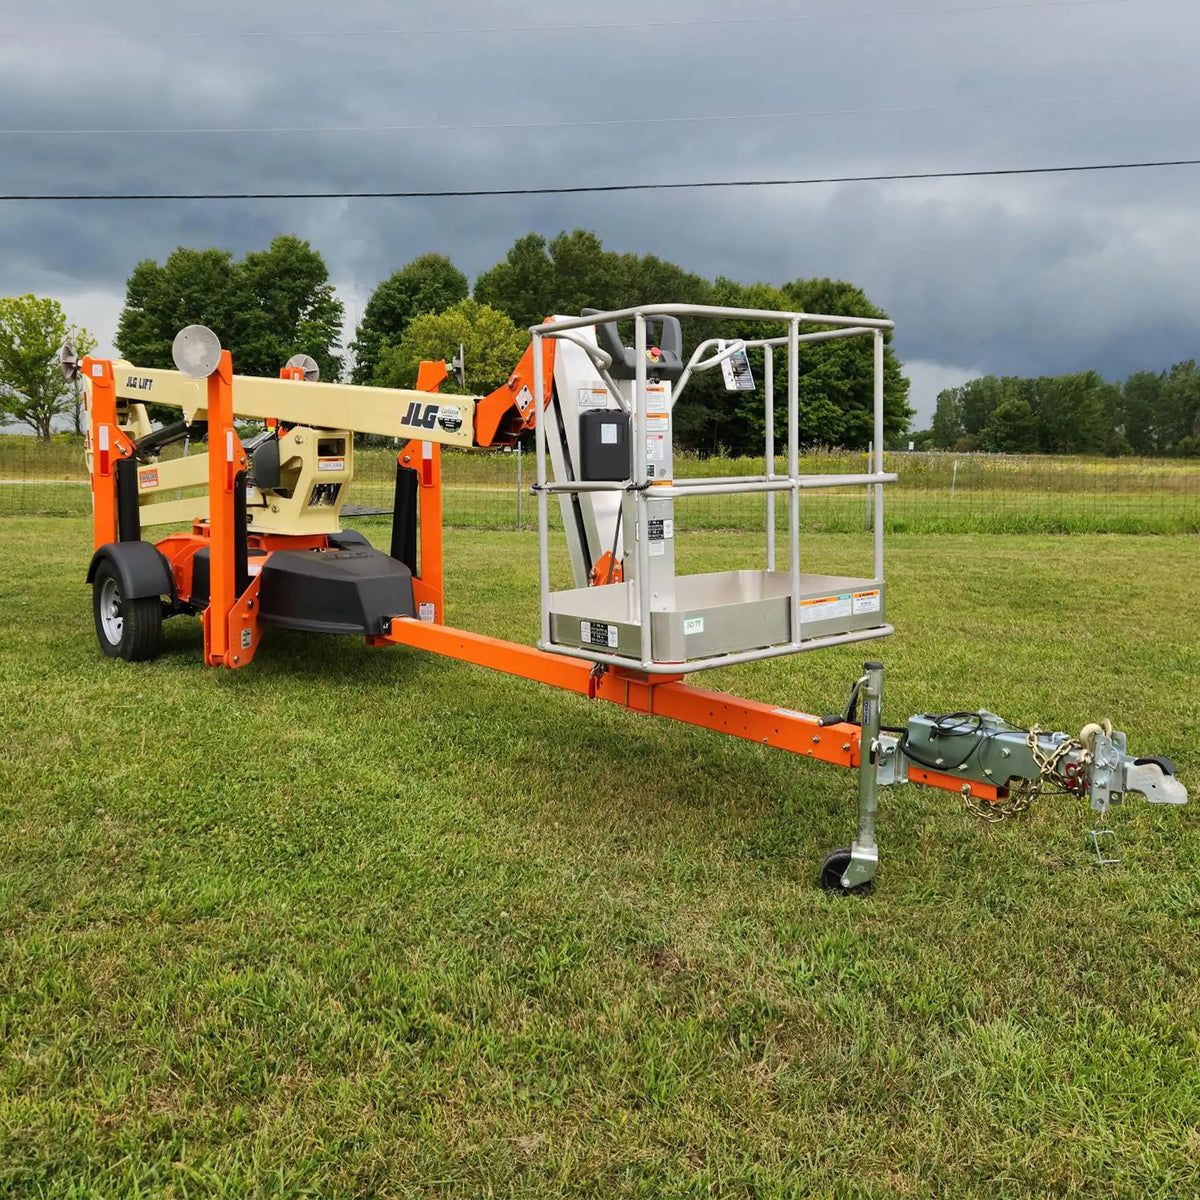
[528,303,897,674]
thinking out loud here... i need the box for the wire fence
[2,435,1198,535]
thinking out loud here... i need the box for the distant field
[2,434,1197,534]
[1,517,1198,1197]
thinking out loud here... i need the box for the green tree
[474,230,712,332]
[0,295,95,440]
[374,299,527,396]
[474,231,909,454]
[983,397,1039,452]
[472,233,557,331]
[350,254,468,384]
[957,376,1010,437]
[239,236,345,381]
[116,236,344,381]
[1029,372,1111,454]
[1120,371,1162,453]
[778,277,910,451]
[1161,360,1200,452]
[930,388,964,448]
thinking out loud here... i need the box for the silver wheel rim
[99,576,123,643]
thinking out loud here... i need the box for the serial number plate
[580,620,618,649]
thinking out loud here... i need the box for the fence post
[952,459,959,496]
[516,441,523,531]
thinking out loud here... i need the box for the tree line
[351,231,912,456]
[1,230,912,453]
[7,228,1195,457]
[927,366,1200,456]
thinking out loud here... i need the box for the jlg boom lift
[68,304,1187,890]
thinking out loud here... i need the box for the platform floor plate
[548,570,887,665]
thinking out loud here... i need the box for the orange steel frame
[375,381,1003,807]
[87,351,1005,808]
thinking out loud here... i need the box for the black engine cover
[257,546,415,635]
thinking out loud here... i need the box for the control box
[579,409,631,481]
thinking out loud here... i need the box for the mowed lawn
[1,517,1198,1198]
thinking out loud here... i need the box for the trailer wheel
[820,846,872,894]
[93,560,162,661]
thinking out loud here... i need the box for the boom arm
[99,363,478,449]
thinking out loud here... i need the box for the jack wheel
[820,846,873,893]
[93,561,162,662]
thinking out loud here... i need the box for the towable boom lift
[70,305,1187,891]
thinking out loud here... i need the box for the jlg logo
[401,401,464,434]
[402,401,441,429]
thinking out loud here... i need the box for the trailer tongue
[71,303,1187,891]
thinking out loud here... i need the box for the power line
[2,87,1193,137]
[3,158,1197,201]
[1,0,1139,40]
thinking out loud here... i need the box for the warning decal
[852,589,881,615]
[800,594,852,622]
[139,468,159,490]
[577,385,609,410]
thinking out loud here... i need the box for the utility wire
[0,0,1141,40]
[3,158,1197,201]
[2,88,1193,136]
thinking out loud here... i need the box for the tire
[819,845,873,894]
[92,560,162,662]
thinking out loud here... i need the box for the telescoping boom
[70,306,1187,892]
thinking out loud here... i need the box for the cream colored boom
[96,362,478,449]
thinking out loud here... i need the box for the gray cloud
[2,0,1198,424]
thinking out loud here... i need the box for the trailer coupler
[825,665,1187,892]
[891,710,1187,813]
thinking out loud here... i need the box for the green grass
[3,435,1197,533]
[1,518,1199,1198]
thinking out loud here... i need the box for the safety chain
[963,723,1092,823]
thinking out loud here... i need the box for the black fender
[327,528,371,550]
[87,541,174,602]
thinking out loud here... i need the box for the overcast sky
[1,0,1197,424]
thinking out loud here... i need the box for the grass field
[3,435,1197,534]
[2,517,1199,1197]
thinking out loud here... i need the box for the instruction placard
[580,620,618,649]
[719,341,755,391]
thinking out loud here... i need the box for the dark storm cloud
[1,0,1197,419]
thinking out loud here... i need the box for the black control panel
[579,410,631,481]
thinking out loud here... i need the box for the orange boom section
[473,336,556,447]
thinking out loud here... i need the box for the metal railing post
[865,446,873,532]
[764,343,776,571]
[516,440,523,531]
[634,313,653,667]
[873,331,885,580]
[787,319,801,644]
[533,333,550,646]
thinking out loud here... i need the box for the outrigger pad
[257,546,415,636]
